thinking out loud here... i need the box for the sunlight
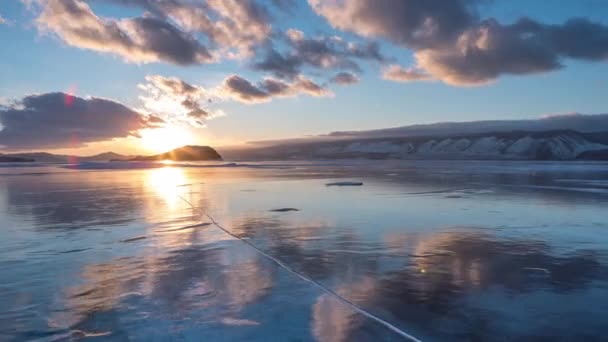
[139,126,193,153]
[146,167,189,209]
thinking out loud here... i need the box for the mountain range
[221,130,608,161]
[0,151,129,163]
[220,114,608,161]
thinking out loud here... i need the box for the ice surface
[1,160,608,341]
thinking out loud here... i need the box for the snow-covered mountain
[222,130,608,161]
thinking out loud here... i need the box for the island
[126,145,223,162]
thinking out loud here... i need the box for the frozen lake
[1,160,608,341]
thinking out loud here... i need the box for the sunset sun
[139,126,193,153]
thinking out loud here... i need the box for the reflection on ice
[145,167,189,209]
[54,234,274,338]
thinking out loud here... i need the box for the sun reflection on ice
[146,167,189,210]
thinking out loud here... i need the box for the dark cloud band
[0,92,158,150]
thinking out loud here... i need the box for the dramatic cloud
[382,64,432,82]
[34,0,212,65]
[138,75,220,127]
[141,0,272,58]
[415,18,608,85]
[330,72,360,85]
[308,0,478,49]
[254,29,386,79]
[0,92,157,149]
[33,0,276,64]
[218,74,332,104]
[309,0,608,85]
[27,0,608,91]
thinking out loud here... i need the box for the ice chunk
[269,208,300,212]
[326,181,364,187]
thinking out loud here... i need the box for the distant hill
[127,146,222,161]
[83,152,129,162]
[3,152,69,163]
[0,151,130,163]
[0,155,35,162]
[0,146,222,163]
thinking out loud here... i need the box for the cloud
[308,0,477,49]
[0,92,156,149]
[415,18,608,85]
[219,75,270,103]
[156,0,272,58]
[0,15,6,24]
[94,0,273,58]
[35,0,213,65]
[252,49,302,79]
[330,72,360,85]
[382,64,432,82]
[218,74,332,104]
[253,30,386,79]
[33,0,275,64]
[309,0,608,86]
[138,75,220,127]
[139,74,331,121]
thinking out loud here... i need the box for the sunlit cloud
[382,64,433,83]
[138,75,223,128]
[20,0,608,89]
[34,0,213,65]
[140,73,333,115]
[330,72,360,85]
[31,0,278,64]
[108,0,273,59]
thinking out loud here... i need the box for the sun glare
[146,167,189,209]
[139,126,193,153]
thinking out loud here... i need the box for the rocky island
[126,145,223,162]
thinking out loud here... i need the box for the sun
[139,126,193,153]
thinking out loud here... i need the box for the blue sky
[0,0,607,154]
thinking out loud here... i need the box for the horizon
[1,1,608,156]
[3,112,607,156]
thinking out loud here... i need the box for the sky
[0,0,607,155]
